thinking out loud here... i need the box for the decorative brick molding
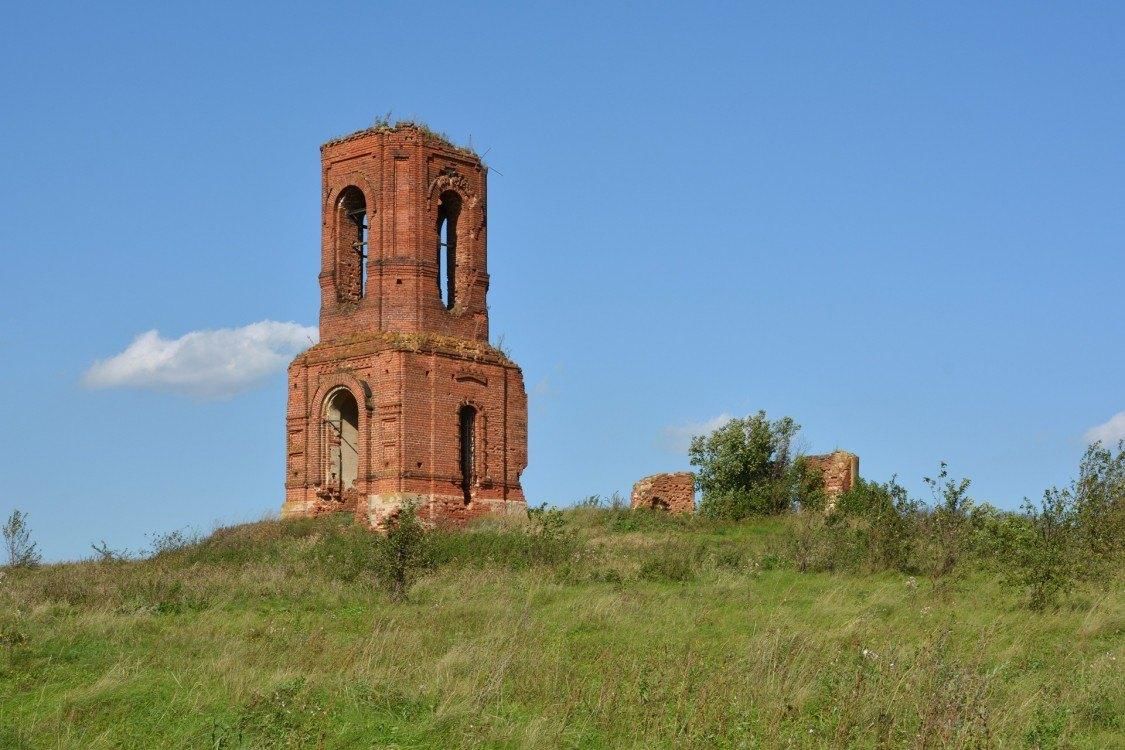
[631,472,696,514]
[283,125,528,528]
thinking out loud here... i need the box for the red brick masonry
[631,472,696,514]
[282,125,528,528]
[804,450,859,508]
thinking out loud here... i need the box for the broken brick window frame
[335,186,368,301]
[436,190,461,310]
[458,403,477,504]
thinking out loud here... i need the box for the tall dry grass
[0,510,1120,748]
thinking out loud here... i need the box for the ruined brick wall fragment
[631,472,696,514]
[803,450,859,509]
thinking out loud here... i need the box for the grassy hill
[1,508,1121,749]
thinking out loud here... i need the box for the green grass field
[1,510,1121,749]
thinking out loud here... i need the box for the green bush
[691,411,817,520]
[920,463,975,579]
[1008,491,1080,610]
[372,503,429,602]
[999,441,1124,610]
[1072,440,1125,574]
[833,477,919,573]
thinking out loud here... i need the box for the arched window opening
[458,404,476,504]
[436,191,461,310]
[324,389,360,498]
[336,187,368,302]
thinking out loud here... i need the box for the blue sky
[2,2,1123,561]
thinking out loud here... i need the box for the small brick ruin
[282,124,528,529]
[804,450,859,507]
[631,472,696,514]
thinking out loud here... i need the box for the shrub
[1072,440,1125,574]
[1000,441,1124,610]
[691,411,815,519]
[145,527,201,558]
[789,511,872,573]
[373,503,429,602]
[525,503,579,565]
[793,457,828,511]
[90,540,130,564]
[834,477,919,573]
[3,510,41,569]
[1006,491,1081,610]
[921,463,974,579]
[575,494,605,508]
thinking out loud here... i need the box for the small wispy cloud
[1084,411,1125,445]
[531,377,552,399]
[660,412,734,454]
[83,321,317,398]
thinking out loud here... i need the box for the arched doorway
[324,388,359,497]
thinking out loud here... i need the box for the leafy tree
[690,411,811,519]
[3,509,42,568]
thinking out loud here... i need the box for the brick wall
[631,472,696,514]
[804,450,859,508]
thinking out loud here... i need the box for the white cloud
[660,413,734,454]
[83,321,317,398]
[1084,411,1125,445]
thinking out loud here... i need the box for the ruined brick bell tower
[282,124,528,527]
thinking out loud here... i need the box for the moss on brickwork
[294,331,514,367]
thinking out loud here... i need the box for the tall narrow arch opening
[458,404,477,504]
[436,190,461,310]
[335,187,368,302]
[324,388,360,497]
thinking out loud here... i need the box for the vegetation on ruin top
[323,113,479,158]
[297,329,516,366]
